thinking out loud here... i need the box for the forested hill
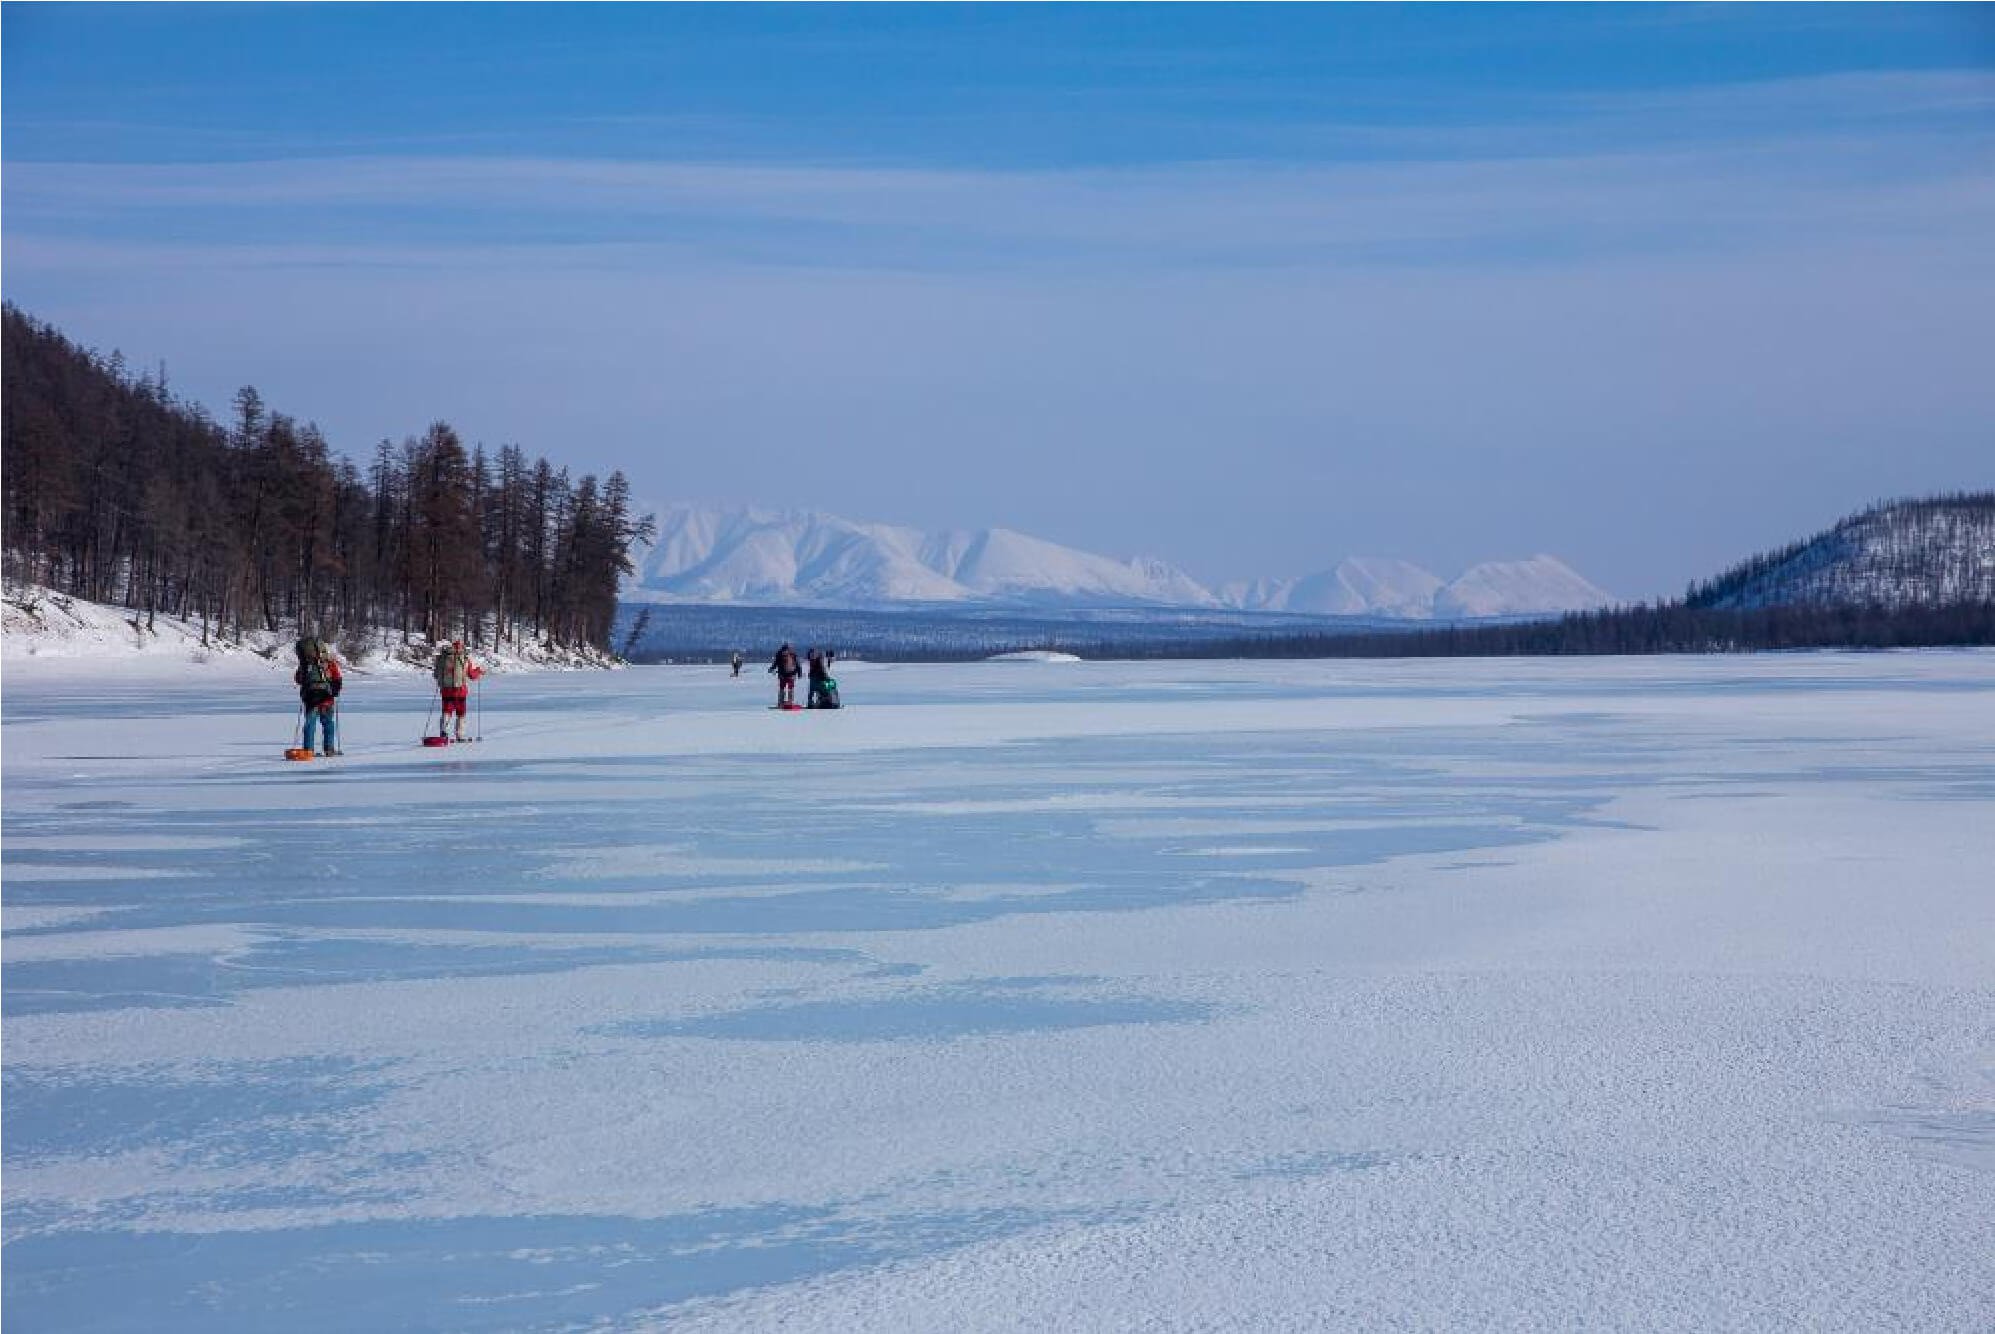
[1686,493,1995,611]
[1,304,651,655]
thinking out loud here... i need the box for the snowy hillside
[632,507,964,605]
[2,582,617,675]
[1688,493,1995,611]
[1433,556,1617,619]
[1222,554,1611,619]
[1222,557,1444,617]
[626,503,1611,619]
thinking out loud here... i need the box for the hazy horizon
[5,5,1992,599]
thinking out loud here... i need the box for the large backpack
[434,646,469,688]
[297,638,332,693]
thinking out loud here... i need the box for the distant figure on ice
[768,643,800,707]
[806,648,841,710]
[730,651,743,678]
[293,636,344,756]
[432,639,482,741]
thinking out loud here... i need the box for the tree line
[2,304,654,654]
[618,598,1995,665]
[1159,599,1995,661]
[870,601,1995,663]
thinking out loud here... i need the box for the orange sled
[284,748,315,761]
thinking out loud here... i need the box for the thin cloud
[7,83,1992,278]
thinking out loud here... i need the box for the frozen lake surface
[5,654,1993,1330]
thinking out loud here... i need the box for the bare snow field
[3,652,1992,1331]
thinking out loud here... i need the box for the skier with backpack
[806,647,841,710]
[768,643,800,708]
[432,640,483,742]
[293,637,344,756]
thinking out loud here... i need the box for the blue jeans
[303,704,339,754]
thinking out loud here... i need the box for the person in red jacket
[768,643,800,707]
[432,639,482,741]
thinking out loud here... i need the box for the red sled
[422,735,451,748]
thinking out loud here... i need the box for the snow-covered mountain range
[1217,554,1614,619]
[626,505,1221,609]
[625,503,1614,620]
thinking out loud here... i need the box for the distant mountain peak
[1219,552,1609,619]
[1434,555,1614,619]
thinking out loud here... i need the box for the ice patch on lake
[533,844,885,881]
[1,924,265,963]
[4,834,247,852]
[3,904,115,930]
[3,864,197,882]
[610,975,1216,1044]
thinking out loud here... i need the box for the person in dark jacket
[801,646,825,705]
[806,648,840,709]
[293,636,344,756]
[768,643,800,707]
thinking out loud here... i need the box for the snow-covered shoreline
[2,582,620,679]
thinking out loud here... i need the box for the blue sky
[6,4,1993,596]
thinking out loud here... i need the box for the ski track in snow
[4,653,1993,1332]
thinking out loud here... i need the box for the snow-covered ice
[4,652,1992,1331]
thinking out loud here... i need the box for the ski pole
[294,705,305,748]
[421,697,435,742]
[476,674,483,742]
